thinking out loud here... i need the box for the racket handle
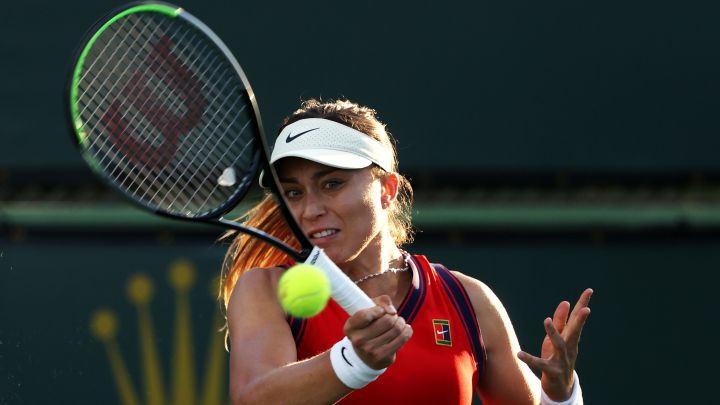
[304,246,375,315]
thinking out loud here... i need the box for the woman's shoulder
[425,266,509,329]
[447,270,499,311]
[408,254,503,316]
[409,255,492,300]
[244,265,286,283]
[227,266,286,315]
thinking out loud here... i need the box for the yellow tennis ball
[278,264,331,318]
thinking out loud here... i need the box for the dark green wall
[0,242,228,404]
[2,235,718,403]
[2,0,719,171]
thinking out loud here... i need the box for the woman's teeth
[312,229,337,238]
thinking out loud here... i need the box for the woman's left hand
[517,288,593,402]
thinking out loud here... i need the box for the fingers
[552,301,570,335]
[344,305,387,331]
[360,317,413,367]
[576,288,593,308]
[522,289,593,401]
[517,350,544,370]
[569,288,593,323]
[544,317,566,354]
[365,314,407,348]
[344,295,395,331]
[518,318,568,371]
[343,295,413,369]
[564,288,593,347]
[352,309,410,349]
[520,346,575,402]
[373,295,397,315]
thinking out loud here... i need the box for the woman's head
[275,99,413,246]
[220,99,413,306]
[281,100,398,170]
[275,158,391,265]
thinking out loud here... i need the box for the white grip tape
[329,337,386,389]
[304,246,375,315]
[541,371,583,405]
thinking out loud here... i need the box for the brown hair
[219,99,414,308]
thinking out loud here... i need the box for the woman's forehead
[275,157,368,179]
[275,157,333,175]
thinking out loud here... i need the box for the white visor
[259,118,393,187]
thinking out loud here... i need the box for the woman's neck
[343,233,410,305]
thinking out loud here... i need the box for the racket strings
[119,30,216,199]
[75,12,258,217]
[136,19,255,212]
[156,102,249,211]
[81,16,181,178]
[90,29,196,205]
[79,16,168,124]
[99,19,198,158]
[77,14,150,105]
[145,64,246,202]
[174,119,256,213]
[153,102,244,211]
[147,42,254,213]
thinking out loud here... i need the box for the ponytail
[219,194,298,308]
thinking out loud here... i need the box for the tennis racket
[65,2,374,315]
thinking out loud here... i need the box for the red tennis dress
[287,254,486,404]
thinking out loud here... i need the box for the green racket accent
[69,3,181,146]
[68,2,261,219]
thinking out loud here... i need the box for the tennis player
[221,99,592,404]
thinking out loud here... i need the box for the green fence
[2,232,718,403]
[2,0,719,172]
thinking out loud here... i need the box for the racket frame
[66,2,374,314]
[65,1,314,261]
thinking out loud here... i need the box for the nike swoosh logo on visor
[285,127,319,143]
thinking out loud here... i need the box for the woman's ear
[380,172,400,209]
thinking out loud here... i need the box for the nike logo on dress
[437,330,446,335]
[285,127,319,143]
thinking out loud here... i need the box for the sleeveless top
[287,254,486,404]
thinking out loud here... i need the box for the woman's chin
[322,249,340,262]
[319,247,345,266]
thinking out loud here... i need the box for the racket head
[66,2,265,220]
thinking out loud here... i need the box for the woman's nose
[301,190,327,220]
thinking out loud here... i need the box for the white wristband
[329,336,386,389]
[541,370,583,405]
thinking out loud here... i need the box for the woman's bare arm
[452,272,540,405]
[228,267,411,405]
[228,267,350,404]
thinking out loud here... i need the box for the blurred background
[2,0,719,403]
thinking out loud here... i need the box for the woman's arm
[228,267,348,404]
[227,267,411,405]
[454,272,592,405]
[453,272,540,404]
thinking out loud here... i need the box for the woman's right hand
[342,295,413,370]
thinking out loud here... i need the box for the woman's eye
[285,189,302,198]
[324,180,343,190]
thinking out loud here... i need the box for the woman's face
[275,158,389,264]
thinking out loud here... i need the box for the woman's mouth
[309,229,339,240]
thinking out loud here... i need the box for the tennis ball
[278,264,331,318]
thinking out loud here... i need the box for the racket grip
[304,246,375,315]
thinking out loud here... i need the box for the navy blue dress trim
[433,264,487,380]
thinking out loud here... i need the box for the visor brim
[258,150,374,188]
